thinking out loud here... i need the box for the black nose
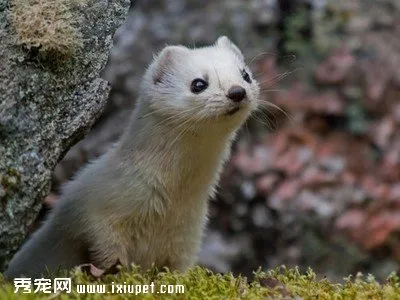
[227,86,246,102]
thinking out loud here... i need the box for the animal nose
[227,86,246,102]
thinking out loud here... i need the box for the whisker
[247,51,276,66]
[259,89,286,93]
[257,100,292,121]
[244,119,250,143]
[150,105,205,133]
[251,113,270,127]
[144,103,204,123]
[281,54,297,65]
[259,109,278,127]
[168,110,207,146]
[258,68,301,87]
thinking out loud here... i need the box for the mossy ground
[1,266,399,299]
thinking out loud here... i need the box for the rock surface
[0,0,130,271]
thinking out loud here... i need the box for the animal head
[140,36,260,131]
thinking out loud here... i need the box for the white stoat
[5,36,260,279]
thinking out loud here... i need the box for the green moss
[1,266,399,299]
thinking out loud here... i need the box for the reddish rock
[336,208,366,230]
[364,212,400,249]
[268,180,300,209]
[301,167,340,189]
[256,173,280,195]
[315,45,355,84]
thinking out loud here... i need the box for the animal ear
[152,45,189,84]
[216,36,244,61]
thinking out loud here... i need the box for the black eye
[241,69,252,83]
[191,78,208,94]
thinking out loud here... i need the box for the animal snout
[227,86,246,102]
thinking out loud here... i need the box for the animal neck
[115,100,238,197]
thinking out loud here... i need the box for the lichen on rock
[11,0,83,61]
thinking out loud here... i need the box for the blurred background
[44,0,399,281]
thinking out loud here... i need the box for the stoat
[5,36,260,279]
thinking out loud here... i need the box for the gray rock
[0,0,130,271]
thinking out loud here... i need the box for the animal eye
[191,78,208,94]
[241,69,252,84]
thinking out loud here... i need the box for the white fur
[5,36,260,278]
